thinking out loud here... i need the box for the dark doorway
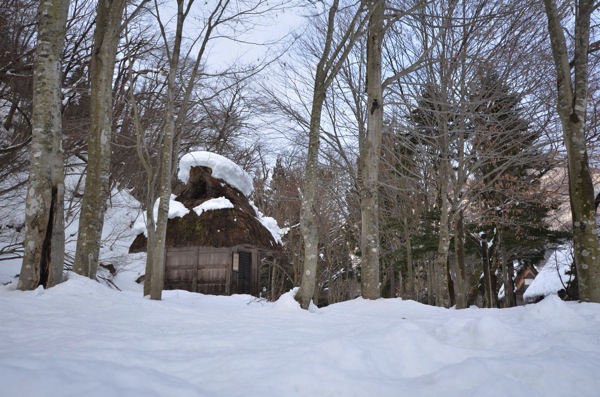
[237,251,252,294]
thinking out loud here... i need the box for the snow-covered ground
[1,269,599,397]
[2,153,599,396]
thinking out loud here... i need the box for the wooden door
[236,251,252,294]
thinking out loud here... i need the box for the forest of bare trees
[3,0,600,306]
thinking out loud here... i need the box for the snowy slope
[1,275,599,397]
[0,165,145,286]
[525,245,573,301]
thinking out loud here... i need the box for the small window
[233,252,239,272]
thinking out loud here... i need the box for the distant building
[514,264,538,305]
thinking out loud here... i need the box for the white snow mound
[193,197,234,216]
[132,194,190,236]
[178,151,253,196]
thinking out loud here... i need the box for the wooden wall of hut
[164,245,262,296]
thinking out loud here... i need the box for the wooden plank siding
[164,245,262,296]
[165,247,198,292]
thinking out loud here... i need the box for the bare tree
[73,0,137,279]
[292,0,368,309]
[359,0,430,300]
[543,0,600,302]
[17,0,69,290]
[359,0,385,300]
[0,0,38,198]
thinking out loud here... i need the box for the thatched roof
[129,166,281,253]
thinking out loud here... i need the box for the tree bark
[500,227,516,307]
[481,233,495,308]
[18,0,69,290]
[434,131,451,307]
[453,210,467,309]
[73,0,128,279]
[427,256,435,305]
[149,0,186,300]
[360,0,384,300]
[402,213,414,300]
[296,90,324,309]
[296,1,338,310]
[543,0,600,302]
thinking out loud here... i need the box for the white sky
[155,0,304,70]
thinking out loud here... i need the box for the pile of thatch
[129,166,281,253]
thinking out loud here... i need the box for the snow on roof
[524,245,572,300]
[132,194,190,237]
[251,202,282,245]
[193,197,234,216]
[178,151,253,197]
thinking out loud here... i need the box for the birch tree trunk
[544,0,600,302]
[73,0,128,279]
[360,0,384,300]
[17,0,69,290]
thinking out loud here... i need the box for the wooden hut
[130,165,281,296]
[515,264,538,305]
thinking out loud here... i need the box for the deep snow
[1,153,598,396]
[1,271,599,397]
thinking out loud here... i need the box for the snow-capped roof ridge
[178,151,253,197]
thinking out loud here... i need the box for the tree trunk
[18,0,69,290]
[270,264,277,301]
[148,0,186,301]
[434,157,451,307]
[143,204,156,297]
[427,257,435,305]
[500,230,516,307]
[150,157,172,300]
[296,0,367,308]
[73,0,128,279]
[453,210,467,309]
[296,92,324,309]
[481,233,494,308]
[544,0,600,302]
[389,262,396,297]
[498,228,514,307]
[360,0,385,300]
[403,213,414,300]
